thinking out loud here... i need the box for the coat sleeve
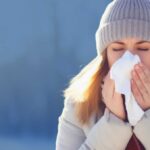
[55,98,133,150]
[133,108,150,149]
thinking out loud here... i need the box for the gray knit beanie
[95,0,150,56]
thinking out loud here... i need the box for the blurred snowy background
[0,0,110,149]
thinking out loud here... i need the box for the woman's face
[107,37,150,69]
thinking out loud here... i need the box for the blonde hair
[63,49,109,126]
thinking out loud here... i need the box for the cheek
[107,51,124,68]
[139,53,150,70]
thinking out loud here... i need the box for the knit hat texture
[95,0,150,56]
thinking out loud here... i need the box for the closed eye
[138,48,149,51]
[112,48,124,51]
[112,48,149,51]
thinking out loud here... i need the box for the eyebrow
[112,40,150,45]
[136,41,150,44]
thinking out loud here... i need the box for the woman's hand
[131,62,150,111]
[101,72,126,121]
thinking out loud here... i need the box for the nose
[126,49,137,55]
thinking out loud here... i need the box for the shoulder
[60,97,100,136]
[59,97,83,128]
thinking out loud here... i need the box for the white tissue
[110,51,144,126]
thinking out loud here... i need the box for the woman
[56,0,150,149]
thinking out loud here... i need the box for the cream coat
[56,97,150,150]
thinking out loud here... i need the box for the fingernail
[133,71,136,76]
[139,62,143,67]
[135,65,139,70]
[131,79,134,84]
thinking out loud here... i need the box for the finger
[132,70,149,101]
[139,63,150,81]
[103,72,110,82]
[102,73,114,100]
[101,83,104,89]
[135,63,150,92]
[113,86,123,102]
[103,81,114,99]
[131,79,145,107]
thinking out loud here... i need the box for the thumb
[103,72,110,82]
